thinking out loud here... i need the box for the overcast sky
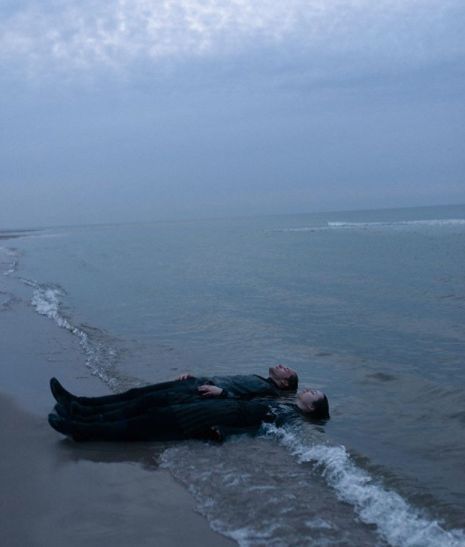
[1,0,464,228]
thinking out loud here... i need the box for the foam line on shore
[265,424,465,547]
[26,278,120,390]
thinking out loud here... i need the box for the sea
[1,204,465,546]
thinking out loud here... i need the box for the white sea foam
[305,517,333,530]
[278,226,320,232]
[219,524,279,545]
[31,285,73,329]
[29,280,119,389]
[266,425,465,547]
[271,218,465,233]
[327,219,465,229]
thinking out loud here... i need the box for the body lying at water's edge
[49,399,276,442]
[48,390,329,442]
[50,365,300,422]
[52,364,299,410]
[48,368,329,442]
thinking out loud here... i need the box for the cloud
[1,0,464,78]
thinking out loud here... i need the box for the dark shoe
[48,413,72,437]
[70,400,102,419]
[70,400,89,417]
[50,377,73,406]
[54,403,71,419]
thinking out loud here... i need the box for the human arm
[198,385,226,398]
[176,373,195,381]
[203,375,281,400]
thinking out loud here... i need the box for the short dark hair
[310,394,329,420]
[286,372,298,391]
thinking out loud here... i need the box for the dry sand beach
[0,235,232,547]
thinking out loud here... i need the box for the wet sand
[0,270,233,546]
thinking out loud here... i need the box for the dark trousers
[75,379,201,405]
[68,407,184,441]
[72,390,202,421]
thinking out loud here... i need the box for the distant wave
[27,279,120,389]
[269,226,324,233]
[271,218,465,233]
[266,425,465,547]
[327,219,465,229]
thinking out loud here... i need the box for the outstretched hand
[176,373,194,381]
[198,385,224,397]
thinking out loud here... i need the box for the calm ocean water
[2,204,465,546]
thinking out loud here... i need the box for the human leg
[48,408,181,442]
[50,377,192,407]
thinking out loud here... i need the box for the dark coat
[49,399,280,442]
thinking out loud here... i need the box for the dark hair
[310,394,330,420]
[286,372,299,391]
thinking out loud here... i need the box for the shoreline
[0,262,233,546]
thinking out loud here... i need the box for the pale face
[268,364,297,388]
[296,388,324,414]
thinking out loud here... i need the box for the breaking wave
[266,424,465,547]
[28,279,120,389]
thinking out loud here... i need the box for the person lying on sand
[48,388,330,443]
[50,365,299,418]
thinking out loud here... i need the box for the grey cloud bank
[1,0,464,228]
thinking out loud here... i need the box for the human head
[268,364,298,391]
[296,388,330,419]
